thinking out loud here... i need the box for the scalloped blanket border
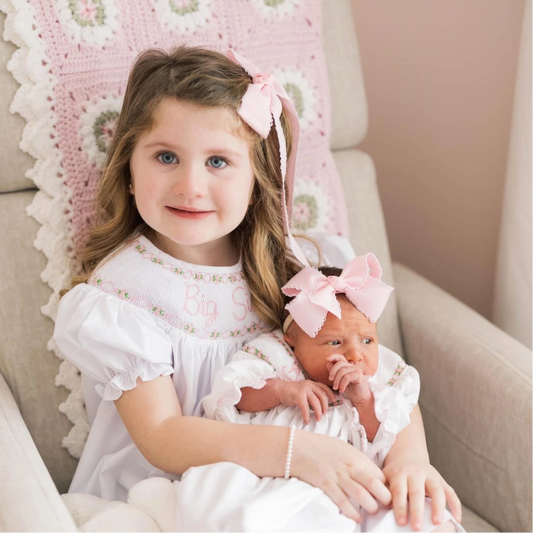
[0,0,88,459]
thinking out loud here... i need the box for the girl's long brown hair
[70,46,302,329]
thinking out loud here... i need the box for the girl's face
[130,98,255,266]
[284,297,380,387]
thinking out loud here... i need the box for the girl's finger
[444,483,462,524]
[425,480,446,525]
[339,476,379,516]
[322,482,363,524]
[350,465,391,506]
[307,393,323,421]
[389,474,408,526]
[407,476,427,531]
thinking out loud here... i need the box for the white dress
[54,234,463,531]
[53,232,355,502]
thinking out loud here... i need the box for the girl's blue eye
[208,156,228,169]
[326,340,341,346]
[157,152,177,165]
[362,338,372,345]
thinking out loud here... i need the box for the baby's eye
[326,340,341,346]
[207,156,228,169]
[156,152,178,165]
[362,338,373,345]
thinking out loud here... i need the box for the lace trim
[0,0,87,459]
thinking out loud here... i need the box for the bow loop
[282,254,394,338]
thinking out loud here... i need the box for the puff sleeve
[54,284,174,401]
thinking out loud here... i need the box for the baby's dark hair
[282,265,343,323]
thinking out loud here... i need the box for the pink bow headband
[281,254,394,338]
[227,49,309,267]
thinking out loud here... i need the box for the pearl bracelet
[284,425,296,479]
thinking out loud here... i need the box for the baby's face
[284,297,379,387]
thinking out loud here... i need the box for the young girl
[199,256,462,531]
[53,46,461,531]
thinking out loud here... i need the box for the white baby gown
[185,332,464,532]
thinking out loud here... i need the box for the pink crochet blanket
[1,0,349,458]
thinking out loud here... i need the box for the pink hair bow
[282,254,394,338]
[227,49,309,267]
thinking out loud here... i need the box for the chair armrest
[392,262,532,533]
[0,372,77,531]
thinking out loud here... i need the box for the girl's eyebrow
[142,141,243,159]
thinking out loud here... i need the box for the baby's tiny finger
[339,371,360,393]
[315,389,329,414]
[297,398,310,425]
[314,382,337,403]
[308,393,323,421]
[333,365,353,391]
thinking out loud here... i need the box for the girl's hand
[326,354,372,404]
[382,451,462,530]
[291,430,392,523]
[277,380,337,424]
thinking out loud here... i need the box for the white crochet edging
[0,0,88,459]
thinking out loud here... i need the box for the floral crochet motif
[251,0,301,16]
[292,180,331,232]
[57,0,118,45]
[153,0,212,33]
[274,68,316,131]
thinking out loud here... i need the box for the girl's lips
[166,206,214,219]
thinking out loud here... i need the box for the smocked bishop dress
[53,233,355,502]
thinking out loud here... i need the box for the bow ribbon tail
[273,114,309,267]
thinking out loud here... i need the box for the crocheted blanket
[0,0,349,459]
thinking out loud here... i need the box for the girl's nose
[173,164,207,198]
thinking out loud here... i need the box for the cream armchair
[0,1,530,531]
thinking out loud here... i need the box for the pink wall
[352,0,526,318]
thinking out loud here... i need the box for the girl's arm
[115,374,391,524]
[237,378,337,425]
[382,405,462,531]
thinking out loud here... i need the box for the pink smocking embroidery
[89,276,265,340]
[133,241,244,284]
[387,361,407,386]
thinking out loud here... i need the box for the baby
[203,253,419,468]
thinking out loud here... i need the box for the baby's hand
[326,354,373,405]
[277,380,337,424]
